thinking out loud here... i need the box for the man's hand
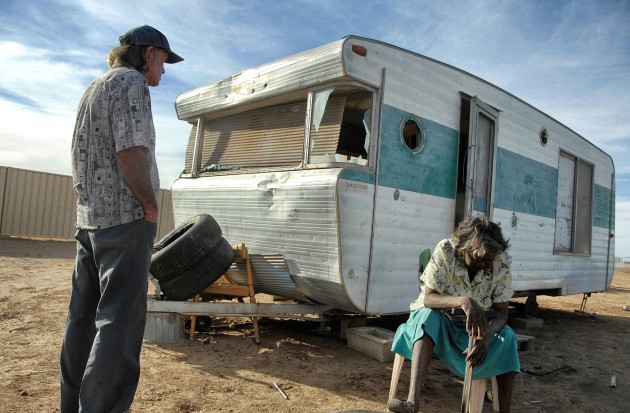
[117,146,158,222]
[143,205,159,223]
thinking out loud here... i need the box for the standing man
[60,25,183,413]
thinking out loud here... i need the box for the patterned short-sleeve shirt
[71,66,160,229]
[410,238,513,311]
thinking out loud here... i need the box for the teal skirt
[391,308,520,380]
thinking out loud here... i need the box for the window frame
[553,150,594,256]
[399,114,426,155]
[304,82,377,169]
[183,81,377,176]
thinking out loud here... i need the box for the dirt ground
[0,237,628,413]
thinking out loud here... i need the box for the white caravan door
[464,96,499,218]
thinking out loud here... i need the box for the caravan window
[307,85,373,166]
[183,85,373,174]
[184,91,309,173]
[400,115,426,154]
[554,151,593,255]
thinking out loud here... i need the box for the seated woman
[388,216,520,413]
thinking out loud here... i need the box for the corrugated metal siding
[155,189,175,242]
[336,176,374,311]
[0,166,174,241]
[171,169,360,312]
[366,190,455,314]
[493,209,612,294]
[342,38,462,131]
[495,147,558,219]
[175,41,347,121]
[226,253,309,302]
[343,37,614,191]
[377,104,459,197]
[0,167,8,233]
[336,174,456,314]
[0,166,75,238]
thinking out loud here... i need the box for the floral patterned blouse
[410,238,513,311]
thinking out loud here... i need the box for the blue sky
[1,0,629,257]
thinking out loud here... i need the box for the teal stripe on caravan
[495,149,613,229]
[339,168,375,184]
[494,148,558,219]
[376,105,458,198]
[593,184,613,229]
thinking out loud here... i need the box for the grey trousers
[60,219,156,413]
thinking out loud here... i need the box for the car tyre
[150,214,222,281]
[159,237,235,301]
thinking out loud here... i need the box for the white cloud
[0,100,74,175]
[0,41,100,116]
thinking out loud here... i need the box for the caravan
[170,36,615,315]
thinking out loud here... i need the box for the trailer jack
[575,293,596,317]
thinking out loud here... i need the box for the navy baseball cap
[119,25,184,64]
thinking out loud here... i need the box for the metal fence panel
[0,166,174,241]
[155,188,174,241]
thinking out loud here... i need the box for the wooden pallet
[186,243,260,343]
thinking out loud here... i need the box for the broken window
[307,86,373,165]
[183,85,373,174]
[554,151,593,254]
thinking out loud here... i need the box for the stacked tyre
[150,214,235,301]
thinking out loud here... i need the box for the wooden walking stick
[460,334,475,413]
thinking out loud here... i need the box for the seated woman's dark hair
[107,35,149,72]
[452,216,509,260]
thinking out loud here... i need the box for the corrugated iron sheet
[175,41,347,121]
[225,253,310,302]
[0,166,75,238]
[171,169,361,312]
[0,166,175,241]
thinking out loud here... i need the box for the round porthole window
[400,115,426,154]
[540,128,548,146]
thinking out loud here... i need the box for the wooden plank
[147,298,332,318]
[201,284,250,297]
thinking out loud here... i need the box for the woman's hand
[464,334,490,367]
[462,297,486,339]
